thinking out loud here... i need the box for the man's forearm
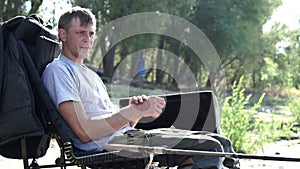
[76,105,140,141]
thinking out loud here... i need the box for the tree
[192,0,282,87]
[260,23,300,89]
[0,0,43,22]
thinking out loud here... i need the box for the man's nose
[83,33,93,42]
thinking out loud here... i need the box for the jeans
[109,128,236,169]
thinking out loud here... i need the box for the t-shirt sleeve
[42,64,81,108]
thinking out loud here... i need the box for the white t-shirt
[42,54,132,151]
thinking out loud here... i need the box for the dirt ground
[239,139,300,169]
[0,139,299,169]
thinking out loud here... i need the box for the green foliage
[0,0,43,22]
[193,0,282,86]
[288,97,300,122]
[259,24,300,89]
[3,0,295,91]
[221,77,275,153]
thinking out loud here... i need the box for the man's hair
[58,6,96,30]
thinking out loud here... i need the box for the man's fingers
[142,95,148,101]
[159,98,166,106]
[154,102,165,110]
[130,95,147,104]
[137,95,145,103]
[152,96,166,106]
[151,112,160,118]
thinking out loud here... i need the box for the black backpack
[0,15,60,159]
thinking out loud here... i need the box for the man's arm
[58,96,165,143]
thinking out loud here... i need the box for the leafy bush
[288,97,300,122]
[221,76,274,153]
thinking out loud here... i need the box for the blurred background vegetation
[3,0,299,91]
[1,0,300,153]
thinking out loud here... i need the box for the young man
[42,6,232,169]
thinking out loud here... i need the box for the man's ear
[58,29,67,42]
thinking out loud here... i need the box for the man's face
[59,18,95,60]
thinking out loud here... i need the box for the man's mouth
[81,47,91,49]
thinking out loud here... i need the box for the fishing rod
[103,143,300,162]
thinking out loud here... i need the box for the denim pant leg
[174,136,224,169]
[149,132,225,169]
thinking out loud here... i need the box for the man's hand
[130,95,166,118]
[129,95,148,105]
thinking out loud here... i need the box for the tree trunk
[103,46,116,81]
[115,46,128,78]
[13,0,22,16]
[129,51,141,79]
[29,0,43,14]
[156,37,164,85]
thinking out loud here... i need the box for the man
[42,6,232,169]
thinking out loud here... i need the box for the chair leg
[59,148,67,169]
[21,138,29,169]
